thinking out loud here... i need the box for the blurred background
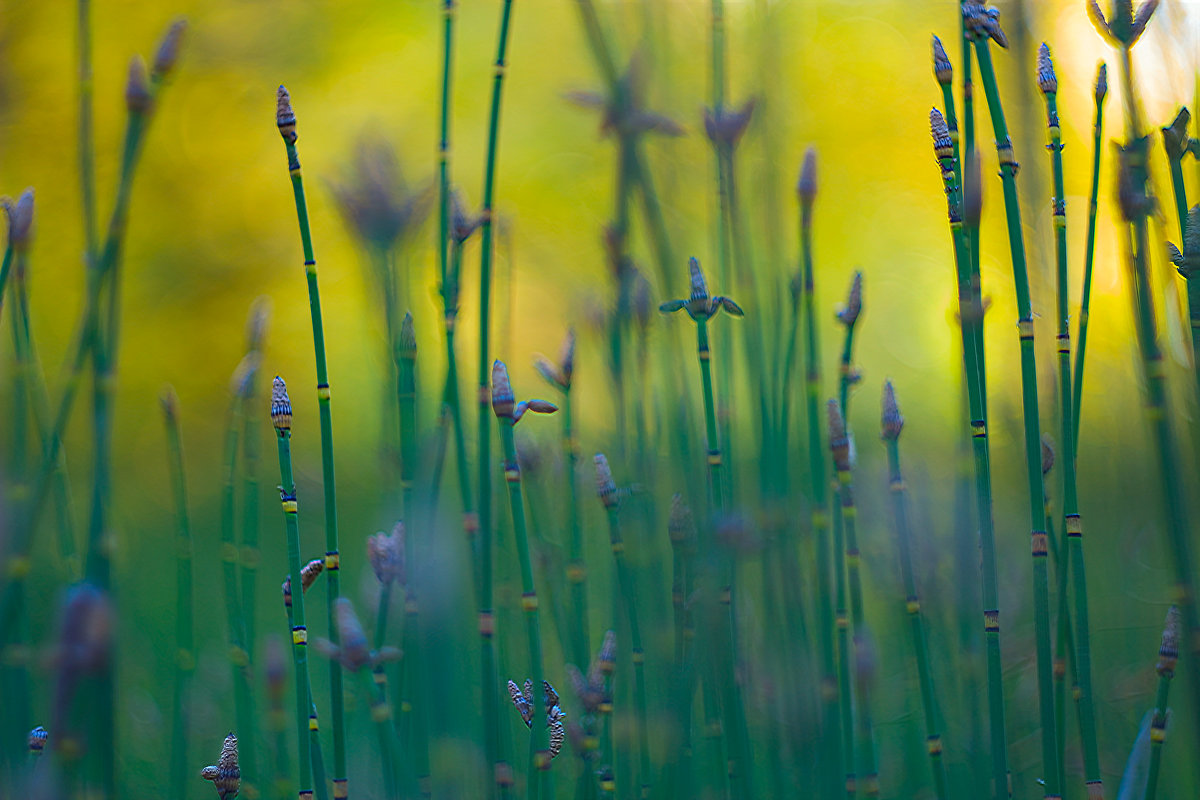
[2,0,1200,797]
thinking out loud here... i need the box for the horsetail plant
[367,523,403,696]
[162,385,195,800]
[476,5,517,795]
[506,680,566,764]
[1167,206,1200,400]
[201,733,241,800]
[966,7,1060,795]
[929,114,1008,799]
[796,147,842,800]
[594,453,651,799]
[241,298,271,661]
[1162,111,1199,405]
[283,558,332,800]
[1146,606,1180,800]
[533,330,590,672]
[276,86,347,799]
[1072,62,1107,447]
[493,360,558,799]
[271,376,316,800]
[1039,42,1104,796]
[881,381,948,800]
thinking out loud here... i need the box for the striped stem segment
[276,87,347,798]
[1146,606,1180,800]
[970,25,1059,797]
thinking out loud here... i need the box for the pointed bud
[963,151,983,227]
[397,311,417,358]
[881,381,903,440]
[688,257,709,302]
[367,522,405,586]
[932,35,952,86]
[1037,43,1057,94]
[836,271,863,327]
[1095,62,1108,103]
[152,18,187,79]
[930,108,952,160]
[827,399,850,472]
[1157,605,1180,677]
[491,361,515,419]
[509,680,533,726]
[1163,107,1192,161]
[797,147,818,204]
[1041,435,1056,475]
[1130,0,1159,43]
[276,85,297,143]
[126,56,152,113]
[216,734,240,799]
[271,376,292,430]
[334,598,371,672]
[559,329,576,386]
[4,188,35,250]
[595,453,617,508]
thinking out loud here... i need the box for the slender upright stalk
[276,88,346,799]
[272,377,314,800]
[162,386,194,800]
[1146,606,1180,800]
[492,361,556,800]
[437,0,455,292]
[1038,45,1103,797]
[1072,64,1107,447]
[595,455,650,799]
[285,566,332,800]
[477,5,516,795]
[77,0,96,263]
[929,108,1008,798]
[1162,110,1200,403]
[881,383,948,799]
[968,16,1059,795]
[242,299,270,663]
[797,149,841,800]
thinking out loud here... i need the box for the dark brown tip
[5,188,35,249]
[881,380,903,440]
[930,108,952,160]
[491,361,515,419]
[1037,43,1057,94]
[1095,62,1108,103]
[276,85,297,143]
[271,376,292,430]
[152,17,188,79]
[932,35,952,85]
[1157,605,1180,676]
[836,271,863,327]
[797,147,818,203]
[398,311,417,356]
[126,56,152,113]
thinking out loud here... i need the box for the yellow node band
[282,500,298,514]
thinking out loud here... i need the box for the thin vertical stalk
[492,362,554,800]
[275,88,346,799]
[78,0,96,263]
[477,5,516,795]
[929,107,1008,799]
[242,300,270,663]
[162,387,194,800]
[1145,607,1179,800]
[831,308,857,800]
[272,377,314,800]
[1039,47,1103,797]
[970,25,1059,797]
[797,150,841,800]
[1072,64,1107,448]
[595,455,650,799]
[881,383,948,800]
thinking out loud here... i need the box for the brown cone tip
[271,376,292,429]
[930,107,952,157]
[28,727,47,751]
[276,85,297,141]
[1037,43,1057,94]
[126,56,151,113]
[1158,605,1180,676]
[1095,62,1108,102]
[827,399,850,471]
[7,188,34,248]
[932,35,952,85]
[688,257,708,300]
[798,147,817,202]
[153,18,188,78]
[594,453,617,506]
[1163,108,1192,160]
[367,522,405,586]
[559,329,576,386]
[837,271,863,326]
[491,361,514,418]
[881,381,903,440]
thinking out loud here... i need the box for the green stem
[1072,81,1105,448]
[564,389,590,672]
[478,4,516,795]
[281,117,346,799]
[78,0,97,263]
[276,423,314,800]
[972,35,1059,797]
[885,434,948,799]
[162,389,194,800]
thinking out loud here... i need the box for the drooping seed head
[1041,435,1056,475]
[333,598,371,672]
[398,311,417,359]
[152,18,188,79]
[271,376,292,430]
[594,453,618,508]
[547,704,566,759]
[1163,107,1193,161]
[1157,605,1180,677]
[367,522,405,586]
[797,147,818,204]
[282,558,325,607]
[201,733,240,800]
[491,361,515,419]
[1037,43,1057,94]
[881,381,903,441]
[509,679,533,726]
[930,108,953,160]
[276,85,297,143]
[28,727,48,753]
[245,296,271,354]
[836,271,863,327]
[827,399,850,472]
[1095,62,1108,103]
[125,56,152,113]
[932,35,952,85]
[963,151,983,227]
